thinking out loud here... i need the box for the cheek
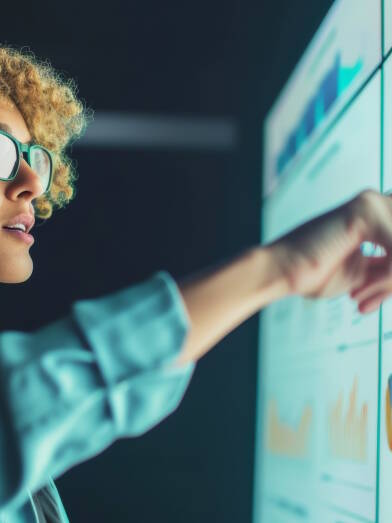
[0,189,8,214]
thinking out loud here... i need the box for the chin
[0,257,33,283]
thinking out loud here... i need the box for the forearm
[175,246,289,365]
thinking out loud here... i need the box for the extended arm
[176,190,392,365]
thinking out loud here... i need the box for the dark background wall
[0,1,333,522]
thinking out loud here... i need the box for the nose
[4,156,45,203]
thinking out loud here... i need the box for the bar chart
[276,54,362,177]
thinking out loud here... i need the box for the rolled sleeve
[72,270,195,436]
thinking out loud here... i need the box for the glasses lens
[30,146,51,192]
[0,134,17,180]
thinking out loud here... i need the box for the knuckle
[356,188,378,207]
[344,197,368,240]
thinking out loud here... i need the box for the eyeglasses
[0,129,54,195]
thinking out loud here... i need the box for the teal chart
[276,54,362,176]
[262,0,381,197]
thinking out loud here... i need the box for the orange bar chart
[328,376,368,462]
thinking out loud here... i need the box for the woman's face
[0,97,45,283]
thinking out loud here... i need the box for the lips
[2,227,35,246]
[2,213,35,233]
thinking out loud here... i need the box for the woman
[0,45,390,523]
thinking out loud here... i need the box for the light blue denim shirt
[0,271,195,523]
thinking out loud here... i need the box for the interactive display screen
[385,1,392,55]
[253,1,392,521]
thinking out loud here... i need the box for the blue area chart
[276,54,362,176]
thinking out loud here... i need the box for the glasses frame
[0,129,54,195]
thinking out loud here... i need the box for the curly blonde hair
[0,45,93,219]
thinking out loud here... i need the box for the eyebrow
[0,123,33,144]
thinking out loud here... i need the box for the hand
[269,189,392,313]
